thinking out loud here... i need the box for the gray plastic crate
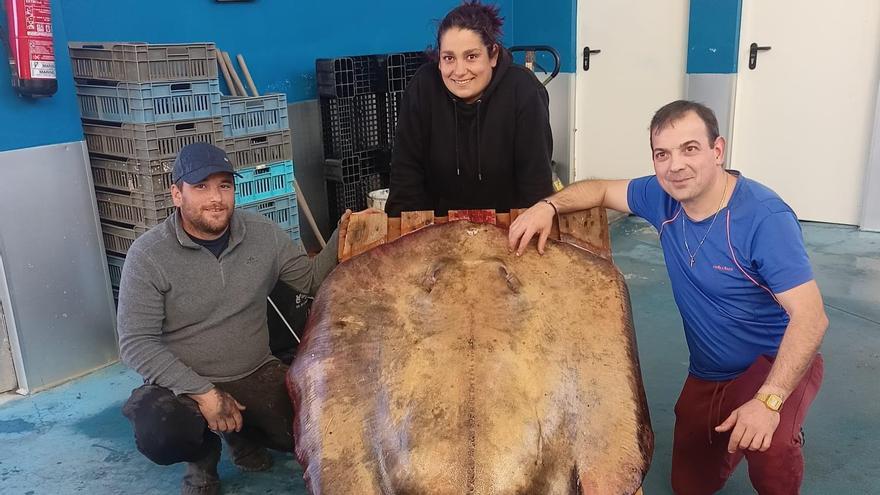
[95,189,175,228]
[76,79,222,124]
[221,93,289,138]
[224,129,292,170]
[83,117,224,161]
[107,254,125,288]
[102,222,150,256]
[238,192,299,231]
[69,42,218,83]
[90,155,173,194]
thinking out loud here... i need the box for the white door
[574,0,689,181]
[730,1,880,224]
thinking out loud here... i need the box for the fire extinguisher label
[13,0,56,80]
[23,0,52,37]
[30,60,55,79]
[28,38,55,79]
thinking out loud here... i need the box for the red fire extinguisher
[2,0,57,97]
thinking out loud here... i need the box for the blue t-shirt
[627,173,814,380]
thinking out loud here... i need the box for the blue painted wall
[687,0,742,74]
[0,0,582,152]
[0,0,85,152]
[61,0,482,102]
[507,0,577,73]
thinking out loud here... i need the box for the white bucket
[367,188,389,211]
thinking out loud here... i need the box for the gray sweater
[117,209,338,395]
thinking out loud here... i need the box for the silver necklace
[682,174,729,267]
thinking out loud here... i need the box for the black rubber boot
[181,443,221,495]
[224,432,274,472]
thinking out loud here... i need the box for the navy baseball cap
[172,142,241,184]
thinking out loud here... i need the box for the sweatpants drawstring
[707,380,735,444]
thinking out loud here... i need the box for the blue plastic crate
[238,193,299,232]
[234,160,294,205]
[107,254,125,288]
[76,79,221,124]
[221,93,289,138]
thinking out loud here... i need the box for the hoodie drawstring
[454,103,461,176]
[450,96,483,181]
[476,100,482,182]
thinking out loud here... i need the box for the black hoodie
[385,48,554,217]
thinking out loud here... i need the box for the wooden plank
[510,208,524,224]
[559,207,611,259]
[341,207,612,263]
[217,58,236,96]
[387,217,401,243]
[510,207,611,259]
[510,207,562,245]
[337,212,349,262]
[447,209,496,224]
[340,211,388,262]
[400,211,434,235]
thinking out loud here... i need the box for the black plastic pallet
[317,50,425,219]
[383,91,404,149]
[379,52,427,92]
[316,55,383,98]
[324,149,390,183]
[326,172,388,220]
[316,51,426,98]
[320,93,383,159]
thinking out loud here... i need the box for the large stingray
[288,220,653,494]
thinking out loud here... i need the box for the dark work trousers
[122,361,294,466]
[671,354,824,495]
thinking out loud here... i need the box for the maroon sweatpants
[671,354,824,495]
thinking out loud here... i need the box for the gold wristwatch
[754,392,784,412]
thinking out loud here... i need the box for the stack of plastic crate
[69,41,224,300]
[316,51,426,218]
[221,91,297,242]
[70,42,300,300]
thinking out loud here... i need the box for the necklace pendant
[689,256,696,267]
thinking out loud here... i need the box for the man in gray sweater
[117,143,348,495]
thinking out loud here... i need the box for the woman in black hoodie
[384,1,554,217]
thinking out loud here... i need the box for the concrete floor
[1,216,878,494]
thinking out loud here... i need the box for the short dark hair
[436,1,504,57]
[650,100,720,145]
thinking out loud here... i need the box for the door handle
[583,46,601,71]
[748,43,772,70]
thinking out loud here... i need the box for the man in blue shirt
[508,100,828,494]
